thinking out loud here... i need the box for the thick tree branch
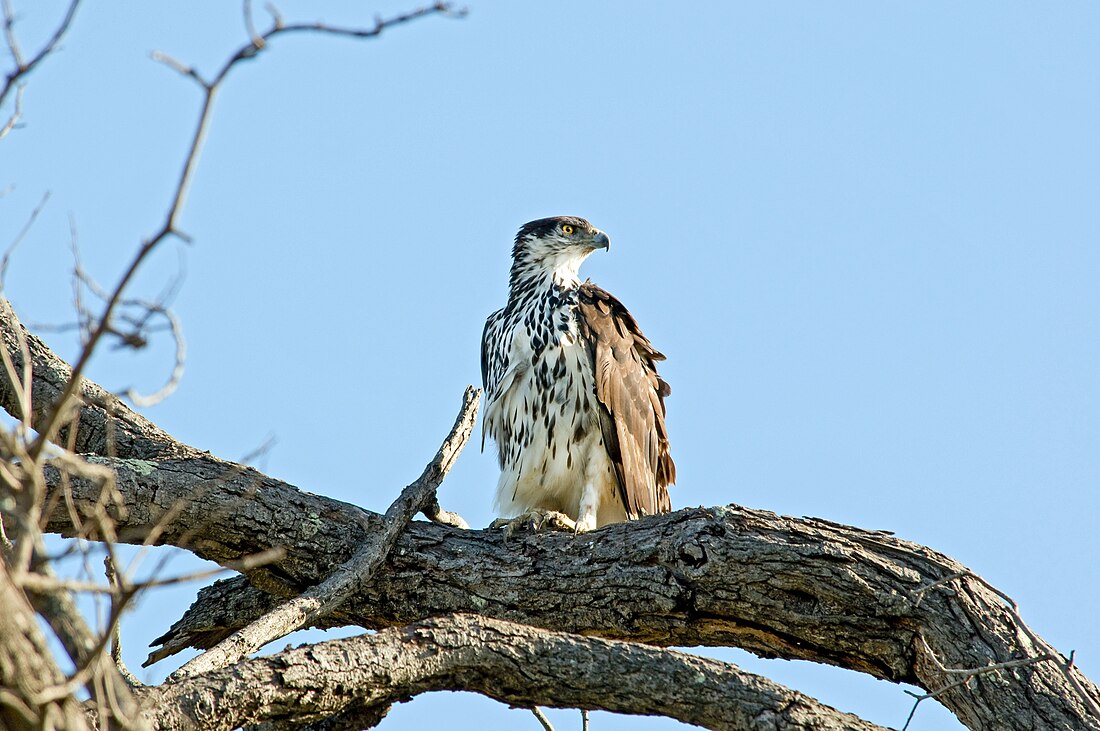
[5,296,1099,729]
[169,386,479,680]
[29,453,1100,730]
[140,614,889,731]
[0,298,192,459]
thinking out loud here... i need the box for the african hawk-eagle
[481,216,675,532]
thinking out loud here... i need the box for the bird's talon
[490,509,577,535]
[574,513,597,534]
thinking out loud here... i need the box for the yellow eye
[562,224,574,235]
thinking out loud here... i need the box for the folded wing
[577,283,675,518]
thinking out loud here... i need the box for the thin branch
[910,570,969,605]
[17,546,285,595]
[902,633,1056,730]
[122,303,185,407]
[0,0,81,111]
[169,386,480,680]
[530,707,555,731]
[0,559,94,730]
[1,0,24,68]
[242,0,263,49]
[911,569,1100,721]
[104,555,143,688]
[422,492,469,529]
[26,1,461,462]
[0,79,20,138]
[0,291,32,431]
[0,189,49,289]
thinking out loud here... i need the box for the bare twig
[27,2,461,461]
[15,536,142,725]
[63,221,188,399]
[531,706,555,731]
[906,570,1100,728]
[122,303,185,407]
[18,547,285,595]
[422,492,470,529]
[1,0,23,67]
[238,433,277,467]
[242,0,263,48]
[104,555,143,688]
[902,634,1056,730]
[0,79,20,138]
[0,292,32,431]
[169,386,480,680]
[958,571,1100,720]
[0,0,82,111]
[909,569,969,605]
[0,189,49,289]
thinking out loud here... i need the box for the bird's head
[510,216,610,289]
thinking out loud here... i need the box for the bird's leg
[574,455,604,533]
[490,509,577,538]
[575,480,599,533]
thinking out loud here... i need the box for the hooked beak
[591,230,611,251]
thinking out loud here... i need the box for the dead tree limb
[21,3,460,464]
[140,614,890,731]
[0,0,82,116]
[0,297,190,459]
[4,294,1099,729]
[0,559,91,731]
[23,450,1100,729]
[168,386,479,680]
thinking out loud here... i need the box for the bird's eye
[562,224,575,235]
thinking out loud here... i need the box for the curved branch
[168,386,479,680]
[0,0,82,112]
[21,3,461,462]
[140,614,889,731]
[0,298,191,459]
[29,453,1100,730]
[4,297,1099,729]
[0,560,91,731]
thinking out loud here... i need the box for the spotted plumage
[481,216,675,532]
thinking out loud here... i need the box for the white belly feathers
[485,309,625,527]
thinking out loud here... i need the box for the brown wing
[577,283,675,518]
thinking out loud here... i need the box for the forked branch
[25,1,462,463]
[169,386,479,680]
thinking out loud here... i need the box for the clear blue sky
[3,2,1098,729]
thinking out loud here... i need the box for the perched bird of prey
[481,216,675,532]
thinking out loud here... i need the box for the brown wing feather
[577,283,675,518]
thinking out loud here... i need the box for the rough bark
[168,386,480,681]
[4,296,1099,730]
[141,613,889,731]
[0,561,91,731]
[0,298,193,460]
[30,456,1100,730]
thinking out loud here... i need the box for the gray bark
[3,295,1099,730]
[0,561,91,731]
[141,614,889,731]
[32,455,1100,731]
[167,386,480,681]
[0,298,193,461]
